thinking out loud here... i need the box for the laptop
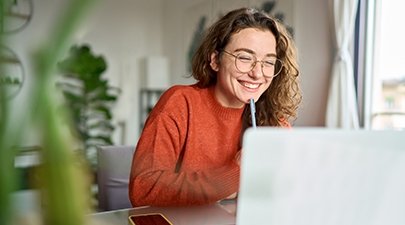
[236,127,405,225]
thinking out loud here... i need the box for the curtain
[326,0,360,129]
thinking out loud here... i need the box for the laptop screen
[237,128,405,225]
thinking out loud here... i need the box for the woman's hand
[225,192,237,199]
[234,149,242,166]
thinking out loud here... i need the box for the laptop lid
[237,128,405,225]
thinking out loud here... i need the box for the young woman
[129,7,301,206]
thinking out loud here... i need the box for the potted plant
[57,45,119,168]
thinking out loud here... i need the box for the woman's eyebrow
[234,48,255,54]
[266,53,278,57]
[234,48,277,57]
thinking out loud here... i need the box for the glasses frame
[222,50,283,78]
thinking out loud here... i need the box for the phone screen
[128,213,172,225]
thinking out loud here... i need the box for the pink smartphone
[128,213,173,225]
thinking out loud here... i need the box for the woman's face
[210,28,277,108]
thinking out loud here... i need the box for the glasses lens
[234,53,283,77]
[262,58,283,77]
[235,53,255,73]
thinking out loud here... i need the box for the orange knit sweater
[129,84,245,206]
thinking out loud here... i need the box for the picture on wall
[0,45,25,100]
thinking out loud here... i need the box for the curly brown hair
[191,8,301,129]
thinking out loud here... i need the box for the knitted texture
[129,84,244,206]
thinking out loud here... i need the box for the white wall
[5,0,78,146]
[77,0,165,145]
[293,0,333,126]
[7,0,165,146]
[7,0,333,147]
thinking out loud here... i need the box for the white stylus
[249,98,256,129]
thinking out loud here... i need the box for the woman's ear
[209,51,219,71]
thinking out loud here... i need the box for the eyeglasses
[222,50,283,78]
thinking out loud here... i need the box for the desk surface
[90,200,236,225]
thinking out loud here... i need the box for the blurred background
[1,0,404,221]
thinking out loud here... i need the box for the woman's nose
[248,62,264,79]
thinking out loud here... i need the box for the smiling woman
[128,7,301,207]
[211,28,278,108]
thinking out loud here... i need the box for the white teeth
[241,82,259,89]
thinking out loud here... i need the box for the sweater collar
[206,85,245,118]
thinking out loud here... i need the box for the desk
[90,200,236,225]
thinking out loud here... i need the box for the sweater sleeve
[129,108,240,207]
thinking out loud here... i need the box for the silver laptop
[237,128,405,225]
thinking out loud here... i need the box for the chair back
[97,145,135,211]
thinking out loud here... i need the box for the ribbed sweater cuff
[211,163,240,198]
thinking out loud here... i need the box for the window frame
[354,0,377,129]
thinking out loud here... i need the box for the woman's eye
[264,59,276,66]
[238,55,253,62]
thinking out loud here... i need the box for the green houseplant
[57,45,119,167]
[1,0,97,225]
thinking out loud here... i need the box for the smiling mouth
[239,81,260,89]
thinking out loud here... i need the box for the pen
[249,98,256,129]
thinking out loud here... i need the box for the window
[358,0,405,130]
